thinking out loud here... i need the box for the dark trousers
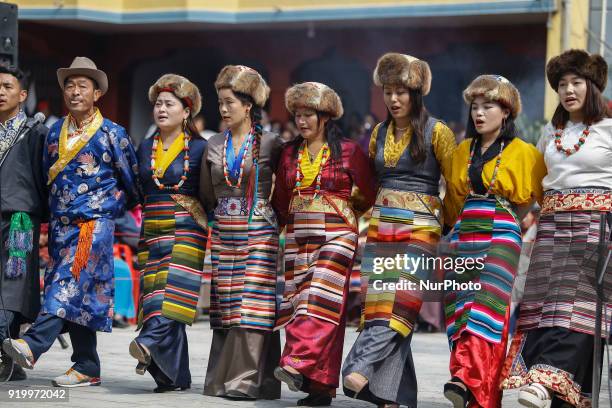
[23,314,100,377]
[0,309,19,345]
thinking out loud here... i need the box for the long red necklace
[294,141,330,198]
[222,128,253,189]
[466,139,504,198]
[150,133,190,191]
[554,125,590,156]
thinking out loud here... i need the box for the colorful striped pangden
[276,211,358,328]
[361,190,442,337]
[209,197,279,331]
[445,196,521,345]
[137,194,207,326]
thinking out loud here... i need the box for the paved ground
[0,322,610,407]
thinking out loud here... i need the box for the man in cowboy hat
[2,56,139,387]
[0,63,48,382]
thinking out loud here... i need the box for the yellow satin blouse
[443,137,546,227]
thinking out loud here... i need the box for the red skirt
[449,311,510,408]
[280,315,347,396]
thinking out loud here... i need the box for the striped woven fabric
[209,197,279,331]
[445,196,521,345]
[517,210,612,337]
[137,194,207,326]
[276,212,358,328]
[361,202,441,337]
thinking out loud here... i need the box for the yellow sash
[48,109,104,185]
[154,132,185,178]
[299,144,326,189]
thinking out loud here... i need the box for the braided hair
[233,91,264,220]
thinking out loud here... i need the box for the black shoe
[153,385,189,393]
[10,364,26,381]
[224,390,256,400]
[274,366,303,392]
[297,394,332,407]
[0,355,14,382]
[443,379,470,408]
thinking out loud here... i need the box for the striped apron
[276,193,358,328]
[209,197,278,331]
[137,193,208,326]
[361,188,443,337]
[445,195,522,345]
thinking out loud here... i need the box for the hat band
[158,87,193,110]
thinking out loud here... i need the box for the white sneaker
[518,383,552,408]
[52,368,101,387]
[2,339,34,370]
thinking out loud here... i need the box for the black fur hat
[546,49,608,92]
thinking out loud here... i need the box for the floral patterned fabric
[41,117,139,332]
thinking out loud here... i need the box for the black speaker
[0,2,18,67]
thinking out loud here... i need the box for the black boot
[297,393,332,407]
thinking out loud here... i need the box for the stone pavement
[0,322,610,407]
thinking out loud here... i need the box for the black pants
[0,310,20,347]
[23,314,100,377]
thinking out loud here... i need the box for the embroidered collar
[0,110,26,135]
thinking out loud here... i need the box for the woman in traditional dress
[442,75,546,408]
[341,53,456,408]
[272,81,377,407]
[200,65,283,400]
[501,50,612,408]
[130,74,208,393]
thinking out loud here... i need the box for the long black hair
[384,87,429,163]
[465,101,518,142]
[551,76,608,128]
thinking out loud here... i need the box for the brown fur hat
[285,82,344,120]
[215,65,270,107]
[463,74,522,118]
[546,49,608,92]
[373,52,432,95]
[148,74,202,117]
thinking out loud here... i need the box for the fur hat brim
[373,53,432,95]
[148,73,202,117]
[285,82,344,120]
[546,49,608,92]
[463,74,522,118]
[215,65,270,107]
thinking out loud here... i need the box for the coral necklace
[467,138,504,198]
[554,125,590,156]
[223,128,253,188]
[295,140,330,198]
[150,132,190,191]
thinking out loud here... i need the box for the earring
[182,118,187,131]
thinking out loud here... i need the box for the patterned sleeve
[368,123,382,159]
[112,126,141,210]
[432,121,457,183]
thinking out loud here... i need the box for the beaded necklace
[222,128,253,189]
[295,140,330,198]
[467,138,504,198]
[554,125,590,156]
[150,133,190,191]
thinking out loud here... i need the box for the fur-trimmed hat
[215,65,270,107]
[373,52,432,95]
[546,49,608,92]
[463,75,522,118]
[285,82,344,120]
[148,74,202,117]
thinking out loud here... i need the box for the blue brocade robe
[42,117,139,332]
